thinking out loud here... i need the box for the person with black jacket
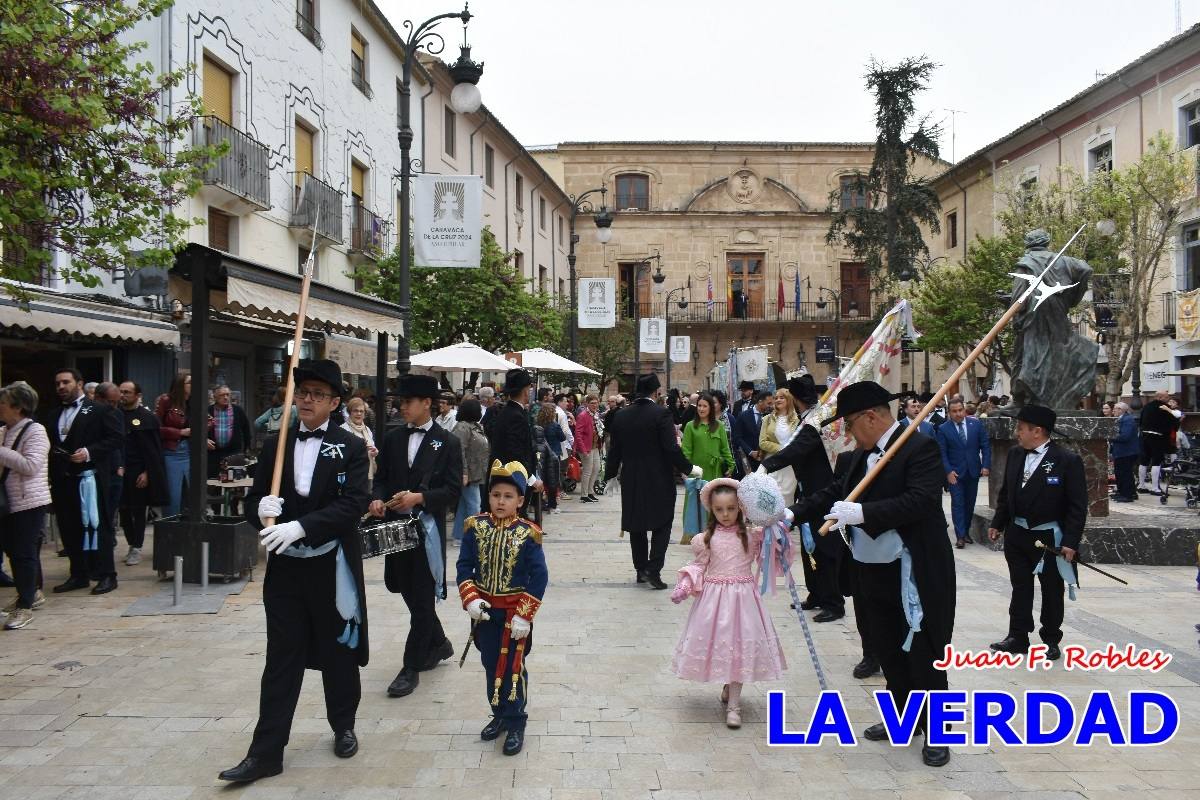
[1137,390,1181,495]
[116,382,168,566]
[485,369,541,510]
[371,373,463,700]
[987,405,1086,662]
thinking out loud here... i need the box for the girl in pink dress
[670,478,787,728]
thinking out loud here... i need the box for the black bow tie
[1024,448,1040,456]
[408,425,428,433]
[63,399,80,408]
[296,429,324,442]
[871,446,884,456]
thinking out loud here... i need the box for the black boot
[989,635,1030,654]
[502,728,524,756]
[852,656,881,679]
[481,717,505,741]
[387,668,419,697]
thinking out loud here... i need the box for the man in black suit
[761,376,840,620]
[371,373,463,699]
[987,405,1086,661]
[220,359,371,783]
[786,381,955,767]
[732,391,769,473]
[605,373,701,589]
[486,369,540,508]
[831,450,880,679]
[42,367,124,595]
[117,381,168,567]
[731,380,756,418]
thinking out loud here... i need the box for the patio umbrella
[390,341,515,372]
[516,347,600,375]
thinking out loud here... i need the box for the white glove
[783,507,795,525]
[257,495,284,526]
[510,615,531,640]
[824,500,865,532]
[260,520,306,554]
[755,465,767,476]
[689,465,704,479]
[466,598,491,620]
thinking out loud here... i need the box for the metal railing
[296,11,323,49]
[1164,291,1177,331]
[619,300,880,323]
[290,173,343,243]
[194,116,271,209]
[350,203,388,256]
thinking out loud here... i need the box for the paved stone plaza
[0,487,1198,799]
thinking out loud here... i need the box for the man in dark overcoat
[786,381,955,767]
[116,381,168,566]
[485,368,540,511]
[604,373,700,589]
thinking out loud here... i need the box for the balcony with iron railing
[1164,291,1177,333]
[290,173,343,244]
[349,203,388,261]
[296,11,323,49]
[618,300,881,324]
[194,116,271,213]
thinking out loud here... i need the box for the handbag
[0,421,32,516]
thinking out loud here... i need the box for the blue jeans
[948,475,979,539]
[163,441,190,517]
[452,482,482,541]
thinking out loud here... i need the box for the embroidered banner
[1177,288,1200,342]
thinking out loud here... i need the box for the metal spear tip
[1095,219,1117,237]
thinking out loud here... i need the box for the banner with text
[578,278,616,329]
[670,335,691,363]
[413,174,483,268]
[640,318,666,353]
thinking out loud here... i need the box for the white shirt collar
[299,420,330,434]
[409,418,433,432]
[874,420,902,454]
[1026,440,1049,456]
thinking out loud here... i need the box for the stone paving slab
[0,487,1197,798]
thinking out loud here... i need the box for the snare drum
[358,518,421,559]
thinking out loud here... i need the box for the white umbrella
[517,347,600,375]
[1167,366,1200,377]
[389,342,514,372]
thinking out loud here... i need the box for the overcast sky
[378,0,1199,162]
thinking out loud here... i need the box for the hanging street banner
[670,335,691,363]
[413,174,483,268]
[814,336,835,363]
[640,318,666,353]
[578,278,616,329]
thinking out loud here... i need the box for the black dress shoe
[53,577,89,593]
[334,730,358,758]
[1045,644,1062,661]
[989,635,1030,654]
[636,570,647,584]
[421,638,454,670]
[813,608,845,623]
[852,657,881,679]
[647,574,667,590]
[387,668,419,697]
[481,716,506,741]
[502,728,524,756]
[922,740,951,767]
[56,548,68,558]
[218,756,282,783]
[954,539,966,549]
[799,597,819,610]
[90,576,118,595]
[862,722,889,741]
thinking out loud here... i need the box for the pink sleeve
[677,535,710,595]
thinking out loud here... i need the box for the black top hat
[636,373,661,396]
[1016,404,1056,434]
[501,368,533,395]
[785,375,819,407]
[738,380,756,392]
[821,380,901,426]
[393,373,440,399]
[293,359,345,398]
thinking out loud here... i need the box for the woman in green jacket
[682,392,735,480]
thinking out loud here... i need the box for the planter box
[153,515,259,583]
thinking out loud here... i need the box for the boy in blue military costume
[456,460,549,756]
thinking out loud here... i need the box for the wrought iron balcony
[290,173,343,244]
[1163,291,1177,333]
[296,11,323,49]
[619,300,878,323]
[350,203,388,259]
[194,116,271,212]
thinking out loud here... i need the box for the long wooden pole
[818,223,1089,535]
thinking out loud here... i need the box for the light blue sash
[281,538,362,650]
[682,477,706,536]
[78,469,100,551]
[800,521,816,555]
[1015,517,1078,601]
[420,512,444,598]
[849,525,924,652]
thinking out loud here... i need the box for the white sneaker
[0,590,41,614]
[125,547,141,566]
[4,607,32,630]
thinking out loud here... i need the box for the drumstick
[360,491,409,521]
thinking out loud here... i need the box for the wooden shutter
[351,30,365,61]
[351,163,365,200]
[294,124,314,186]
[202,56,233,124]
[208,208,231,251]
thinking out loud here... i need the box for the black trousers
[847,558,871,660]
[1003,529,1066,645]
[119,479,149,549]
[628,523,671,578]
[475,608,532,731]
[2,507,45,608]
[859,560,947,727]
[391,545,447,671]
[248,549,360,762]
[800,545,844,612]
[1113,454,1137,500]
[50,477,115,581]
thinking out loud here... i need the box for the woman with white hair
[0,381,51,629]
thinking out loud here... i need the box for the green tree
[354,227,563,357]
[576,321,635,394]
[0,0,214,290]
[827,56,943,279]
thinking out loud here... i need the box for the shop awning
[170,244,404,337]
[0,293,180,347]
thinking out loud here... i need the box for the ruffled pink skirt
[671,577,786,683]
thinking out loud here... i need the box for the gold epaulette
[519,518,543,545]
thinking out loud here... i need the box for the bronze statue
[1008,229,1098,409]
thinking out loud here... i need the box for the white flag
[670,335,691,364]
[578,278,615,329]
[413,174,483,268]
[640,318,666,353]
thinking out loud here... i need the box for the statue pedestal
[983,413,1117,518]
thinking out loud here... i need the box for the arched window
[615,173,650,211]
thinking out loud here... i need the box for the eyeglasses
[296,389,333,401]
[845,411,870,429]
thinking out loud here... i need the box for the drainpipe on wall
[468,113,490,174]
[502,154,519,251]
[1037,117,1063,186]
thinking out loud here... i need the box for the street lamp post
[631,252,664,383]
[663,281,691,392]
[899,254,947,394]
[395,4,482,378]
[567,187,613,362]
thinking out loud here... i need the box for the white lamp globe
[450,82,482,114]
[596,226,613,244]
